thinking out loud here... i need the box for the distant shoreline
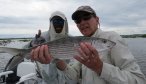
[0,38,33,40]
[0,38,32,46]
[0,33,146,39]
[0,37,146,40]
[121,34,146,38]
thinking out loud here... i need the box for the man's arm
[100,33,146,84]
[30,30,46,47]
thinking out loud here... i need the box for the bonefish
[0,36,116,59]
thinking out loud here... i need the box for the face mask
[51,16,64,33]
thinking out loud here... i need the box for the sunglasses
[74,14,93,24]
[52,19,64,25]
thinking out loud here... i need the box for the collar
[91,28,102,37]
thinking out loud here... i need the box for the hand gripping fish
[0,36,116,59]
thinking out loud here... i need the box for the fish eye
[102,39,107,43]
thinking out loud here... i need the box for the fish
[0,36,116,59]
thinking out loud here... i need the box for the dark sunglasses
[52,19,64,25]
[74,14,93,24]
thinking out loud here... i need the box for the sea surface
[0,38,146,76]
[125,38,146,76]
[0,40,29,73]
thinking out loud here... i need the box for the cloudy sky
[0,0,146,37]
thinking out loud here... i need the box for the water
[0,38,146,76]
[124,38,146,76]
[0,40,29,72]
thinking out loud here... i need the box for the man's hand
[54,59,67,71]
[30,30,46,47]
[74,42,103,75]
[31,45,52,64]
[30,45,67,70]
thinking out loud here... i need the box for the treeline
[0,38,32,42]
[121,34,146,38]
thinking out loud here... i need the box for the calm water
[0,38,146,76]
[124,38,146,76]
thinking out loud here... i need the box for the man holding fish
[0,11,76,84]
[30,11,77,84]
[31,6,146,84]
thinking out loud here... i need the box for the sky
[0,0,146,37]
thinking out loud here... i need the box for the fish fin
[0,47,22,56]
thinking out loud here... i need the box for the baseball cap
[72,6,96,20]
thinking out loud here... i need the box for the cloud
[99,0,146,27]
[0,16,40,24]
[0,0,146,36]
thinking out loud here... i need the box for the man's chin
[55,29,63,33]
[55,30,62,33]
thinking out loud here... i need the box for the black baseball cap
[72,6,96,20]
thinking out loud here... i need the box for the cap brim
[72,11,91,20]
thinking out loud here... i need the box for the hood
[48,11,68,41]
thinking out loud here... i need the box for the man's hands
[31,45,52,64]
[30,30,67,70]
[74,42,103,75]
[30,30,46,47]
[31,45,67,70]
[30,41,103,74]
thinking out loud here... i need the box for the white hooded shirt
[36,11,71,84]
[63,29,146,84]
